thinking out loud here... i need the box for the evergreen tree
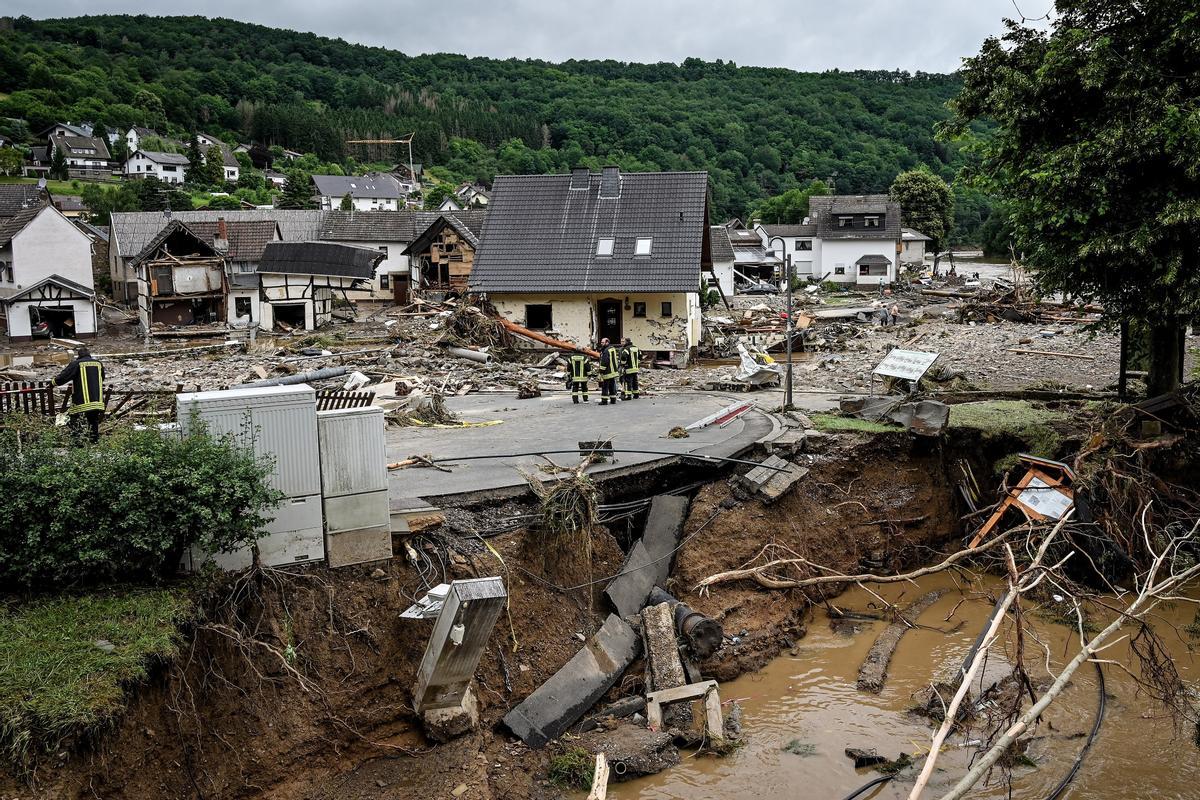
[185,134,205,185]
[276,170,315,209]
[202,145,226,186]
[889,169,954,272]
[49,143,68,180]
[339,192,353,211]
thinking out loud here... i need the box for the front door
[596,298,622,345]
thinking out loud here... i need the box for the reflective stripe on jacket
[568,354,590,382]
[622,345,640,374]
[599,346,620,380]
[71,361,105,413]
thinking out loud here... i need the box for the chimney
[569,166,590,190]
[599,165,620,199]
[214,217,229,254]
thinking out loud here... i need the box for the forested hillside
[0,14,991,234]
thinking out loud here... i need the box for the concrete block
[503,614,641,748]
[423,686,480,743]
[604,495,688,618]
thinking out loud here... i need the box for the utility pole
[769,236,795,409]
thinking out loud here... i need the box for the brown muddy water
[610,572,1200,800]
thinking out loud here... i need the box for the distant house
[471,166,709,359]
[707,225,736,298]
[39,122,93,141]
[438,196,463,212]
[728,226,782,290]
[124,150,189,184]
[454,182,490,207]
[901,227,932,266]
[255,241,382,330]
[51,194,86,219]
[25,145,51,177]
[126,126,159,153]
[755,222,818,285]
[805,194,903,285]
[0,206,97,341]
[265,169,288,188]
[199,135,240,182]
[50,135,111,170]
[312,173,403,211]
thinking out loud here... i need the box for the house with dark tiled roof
[50,135,111,170]
[124,150,190,184]
[198,135,240,183]
[0,206,97,340]
[0,184,48,218]
[312,173,404,211]
[803,194,902,285]
[471,166,710,357]
[255,241,383,329]
[707,225,736,298]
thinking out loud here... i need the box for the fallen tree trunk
[857,590,944,693]
[498,318,599,358]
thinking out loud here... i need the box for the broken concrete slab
[733,455,809,504]
[645,680,724,744]
[577,724,680,781]
[503,614,642,749]
[604,495,689,618]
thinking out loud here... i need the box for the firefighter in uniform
[566,351,592,403]
[619,337,641,400]
[55,346,105,443]
[597,338,621,405]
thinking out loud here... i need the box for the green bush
[0,421,283,588]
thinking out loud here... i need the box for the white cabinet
[317,406,392,567]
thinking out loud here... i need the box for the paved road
[386,391,779,506]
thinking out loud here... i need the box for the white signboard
[1018,477,1074,520]
[872,349,941,382]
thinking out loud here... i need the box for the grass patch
[948,400,1068,463]
[0,586,195,766]
[547,746,594,790]
[0,175,120,197]
[810,413,903,434]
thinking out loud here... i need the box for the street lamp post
[768,236,795,409]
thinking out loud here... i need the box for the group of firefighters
[565,336,641,405]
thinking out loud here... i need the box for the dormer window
[838,217,851,228]
[635,237,653,256]
[596,237,614,256]
[865,216,880,228]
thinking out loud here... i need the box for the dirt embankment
[2,433,965,800]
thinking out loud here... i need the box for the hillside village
[3,6,1200,800]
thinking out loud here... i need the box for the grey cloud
[7,0,1023,72]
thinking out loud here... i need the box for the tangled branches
[443,304,515,355]
[523,459,599,583]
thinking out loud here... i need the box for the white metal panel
[316,406,388,498]
[324,490,389,534]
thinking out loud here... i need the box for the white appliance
[177,385,324,570]
[316,406,392,567]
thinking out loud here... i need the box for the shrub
[0,421,283,588]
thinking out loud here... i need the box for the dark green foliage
[277,169,315,209]
[750,180,830,224]
[204,194,242,210]
[48,144,67,180]
[423,183,450,210]
[339,192,353,211]
[185,133,205,185]
[0,420,283,589]
[890,168,954,258]
[79,182,140,225]
[947,0,1200,391]
[0,14,991,231]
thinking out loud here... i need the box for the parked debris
[516,379,542,399]
[969,454,1077,547]
[645,680,725,745]
[503,614,642,748]
[845,748,889,769]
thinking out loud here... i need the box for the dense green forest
[0,14,994,240]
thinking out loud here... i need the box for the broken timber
[856,590,944,694]
[732,455,809,504]
[503,614,642,748]
[645,680,724,744]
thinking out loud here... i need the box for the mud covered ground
[0,433,984,800]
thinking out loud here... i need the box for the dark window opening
[834,267,846,275]
[660,301,673,318]
[234,297,252,318]
[633,302,646,318]
[859,263,888,277]
[273,303,307,329]
[525,304,553,330]
[796,240,812,251]
[380,273,390,289]
[865,216,880,228]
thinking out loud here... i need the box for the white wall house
[708,225,736,298]
[51,136,111,169]
[255,241,382,330]
[125,150,189,184]
[901,228,932,266]
[0,206,97,340]
[789,195,903,286]
[755,222,819,281]
[313,174,403,212]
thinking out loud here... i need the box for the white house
[126,126,160,154]
[901,227,932,266]
[438,196,463,212]
[454,182,490,207]
[254,241,382,330]
[312,174,403,211]
[755,222,818,281]
[471,167,709,359]
[125,150,189,184]
[805,195,902,286]
[707,225,736,298]
[0,206,97,341]
[199,136,240,183]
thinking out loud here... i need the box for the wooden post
[587,754,610,800]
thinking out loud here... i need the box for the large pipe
[447,346,492,364]
[647,587,724,660]
[241,366,350,388]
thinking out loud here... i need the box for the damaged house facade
[253,241,383,330]
[0,205,97,341]
[471,167,709,359]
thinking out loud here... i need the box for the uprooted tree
[946,0,1200,395]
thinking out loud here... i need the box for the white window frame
[596,237,614,256]
[635,237,653,256]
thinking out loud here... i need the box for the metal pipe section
[647,587,725,660]
[241,366,350,388]
[447,346,492,364]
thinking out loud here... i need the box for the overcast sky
[10,0,1045,73]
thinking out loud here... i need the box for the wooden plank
[587,754,610,800]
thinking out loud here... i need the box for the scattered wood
[498,317,599,358]
[856,590,944,694]
[1004,348,1095,360]
[587,754,610,800]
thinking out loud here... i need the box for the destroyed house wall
[490,291,698,351]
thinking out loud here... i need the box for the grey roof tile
[312,174,403,200]
[0,185,47,217]
[110,210,323,259]
[709,225,735,263]
[809,194,901,240]
[471,170,709,294]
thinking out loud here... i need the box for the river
[610,572,1200,800]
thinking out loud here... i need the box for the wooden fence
[0,381,57,415]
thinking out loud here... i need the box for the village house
[901,227,932,267]
[124,150,189,184]
[706,225,736,299]
[0,205,97,341]
[254,241,383,330]
[403,212,487,298]
[312,173,403,211]
[802,194,902,285]
[198,135,240,182]
[470,166,709,360]
[727,225,782,292]
[754,222,817,283]
[438,196,463,212]
[109,210,323,304]
[454,182,490,207]
[125,126,160,153]
[49,134,111,173]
